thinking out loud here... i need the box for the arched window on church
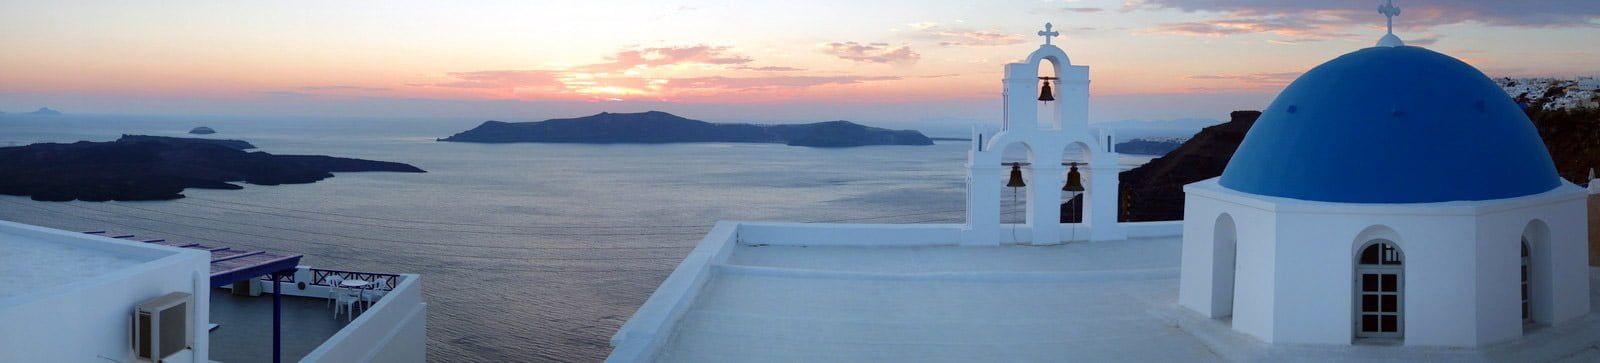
[1522,238,1532,324]
[1356,241,1403,340]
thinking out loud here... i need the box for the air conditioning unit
[132,292,193,362]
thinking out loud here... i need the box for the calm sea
[0,114,1154,362]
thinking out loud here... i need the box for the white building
[1177,14,1591,347]
[0,219,427,363]
[611,10,1600,363]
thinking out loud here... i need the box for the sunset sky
[2,0,1597,125]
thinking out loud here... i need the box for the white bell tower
[962,22,1124,245]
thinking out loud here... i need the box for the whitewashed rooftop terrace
[611,222,1600,362]
[0,223,159,301]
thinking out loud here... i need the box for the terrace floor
[653,236,1600,362]
[208,288,351,363]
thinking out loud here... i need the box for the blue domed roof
[1219,46,1561,203]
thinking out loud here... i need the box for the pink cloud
[1188,71,1302,86]
[669,75,900,90]
[907,23,1029,47]
[300,85,390,92]
[1136,1,1599,42]
[412,44,912,101]
[1145,14,1358,39]
[733,65,806,72]
[820,42,921,64]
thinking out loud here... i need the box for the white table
[340,279,372,289]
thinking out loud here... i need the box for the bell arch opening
[1060,141,1093,224]
[1036,60,1064,130]
[998,142,1034,228]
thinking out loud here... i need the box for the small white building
[0,221,213,362]
[0,218,428,362]
[1177,26,1591,346]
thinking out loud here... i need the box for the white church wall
[1178,187,1226,317]
[1473,185,1590,338]
[1224,198,1278,342]
[1540,195,1592,325]
[964,163,1002,246]
[1178,180,1595,347]
[1273,210,1479,346]
[1179,180,1278,342]
[1057,65,1090,136]
[1472,208,1535,345]
[967,128,1123,245]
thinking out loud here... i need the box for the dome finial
[1376,0,1404,47]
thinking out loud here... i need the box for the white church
[610,2,1600,361]
[1177,3,1592,347]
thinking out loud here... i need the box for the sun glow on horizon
[2,0,1596,121]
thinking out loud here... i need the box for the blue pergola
[84,231,303,363]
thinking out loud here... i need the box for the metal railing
[308,268,401,290]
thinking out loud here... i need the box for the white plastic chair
[326,275,345,310]
[334,288,360,322]
[360,280,385,310]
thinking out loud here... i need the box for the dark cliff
[1114,138,1185,156]
[1114,111,1260,222]
[0,135,424,202]
[1106,105,1600,222]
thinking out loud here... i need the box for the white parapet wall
[300,273,427,363]
[0,220,212,363]
[738,222,964,246]
[607,220,1184,361]
[608,221,741,362]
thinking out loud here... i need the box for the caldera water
[0,114,1154,362]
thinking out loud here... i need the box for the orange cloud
[576,45,753,72]
[428,70,562,89]
[1145,14,1357,39]
[403,45,839,100]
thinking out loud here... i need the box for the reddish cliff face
[1115,111,1260,222]
[1528,107,1600,185]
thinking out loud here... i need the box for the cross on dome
[1375,0,1405,47]
[1379,0,1401,35]
[1038,23,1060,45]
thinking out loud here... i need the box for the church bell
[1063,162,1084,192]
[1006,163,1027,187]
[1037,79,1055,101]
